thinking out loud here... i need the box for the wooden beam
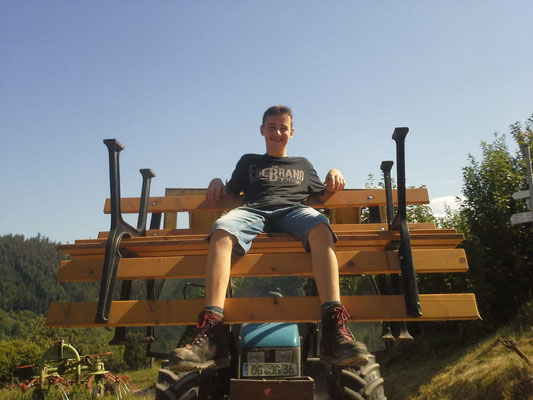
[59,231,464,258]
[57,249,468,282]
[95,223,440,239]
[103,188,430,214]
[46,294,480,327]
[75,230,461,246]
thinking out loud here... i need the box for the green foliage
[458,117,533,328]
[123,331,149,370]
[436,203,467,231]
[0,310,41,340]
[406,202,437,224]
[0,340,41,386]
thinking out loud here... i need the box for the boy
[169,105,370,371]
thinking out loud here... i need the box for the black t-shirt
[225,154,326,210]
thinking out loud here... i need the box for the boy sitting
[170,105,370,371]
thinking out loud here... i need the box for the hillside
[0,234,100,316]
[380,302,532,400]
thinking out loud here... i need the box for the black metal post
[137,168,156,235]
[380,161,395,227]
[391,128,422,317]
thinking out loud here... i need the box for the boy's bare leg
[307,223,340,303]
[308,223,370,367]
[169,229,234,371]
[205,229,235,308]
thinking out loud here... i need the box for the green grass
[381,304,533,400]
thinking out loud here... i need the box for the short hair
[262,105,293,127]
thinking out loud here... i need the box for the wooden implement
[46,294,481,327]
[56,249,468,282]
[103,188,430,214]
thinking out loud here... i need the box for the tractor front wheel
[328,355,386,400]
[155,369,199,400]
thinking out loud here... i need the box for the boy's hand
[325,169,345,192]
[206,178,227,205]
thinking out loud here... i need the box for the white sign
[510,211,533,225]
[512,190,531,200]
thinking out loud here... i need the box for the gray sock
[204,305,224,317]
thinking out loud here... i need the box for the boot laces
[186,312,222,347]
[331,306,354,341]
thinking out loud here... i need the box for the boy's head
[260,105,294,158]
[262,105,293,128]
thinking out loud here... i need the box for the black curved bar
[391,128,422,318]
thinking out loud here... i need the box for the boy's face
[260,113,294,157]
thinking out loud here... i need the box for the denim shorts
[207,205,337,255]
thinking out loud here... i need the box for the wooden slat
[59,231,463,258]
[56,249,468,282]
[103,188,429,214]
[46,294,480,327]
[330,207,362,224]
[95,223,440,239]
[79,229,458,245]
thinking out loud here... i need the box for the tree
[123,331,149,370]
[457,115,533,328]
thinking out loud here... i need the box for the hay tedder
[15,340,136,399]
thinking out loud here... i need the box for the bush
[0,340,41,386]
[123,331,149,370]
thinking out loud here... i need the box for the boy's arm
[206,178,228,206]
[324,168,345,192]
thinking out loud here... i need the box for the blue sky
[1,1,532,243]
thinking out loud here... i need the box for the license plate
[243,363,298,377]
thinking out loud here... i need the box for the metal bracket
[380,160,395,227]
[96,139,156,324]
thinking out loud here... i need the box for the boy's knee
[210,229,235,244]
[308,223,334,246]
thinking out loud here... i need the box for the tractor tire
[155,368,224,400]
[328,355,386,400]
[155,369,199,400]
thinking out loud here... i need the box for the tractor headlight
[247,351,265,363]
[275,349,294,363]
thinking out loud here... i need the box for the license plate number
[243,363,298,377]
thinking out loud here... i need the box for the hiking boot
[319,306,371,366]
[168,311,230,372]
